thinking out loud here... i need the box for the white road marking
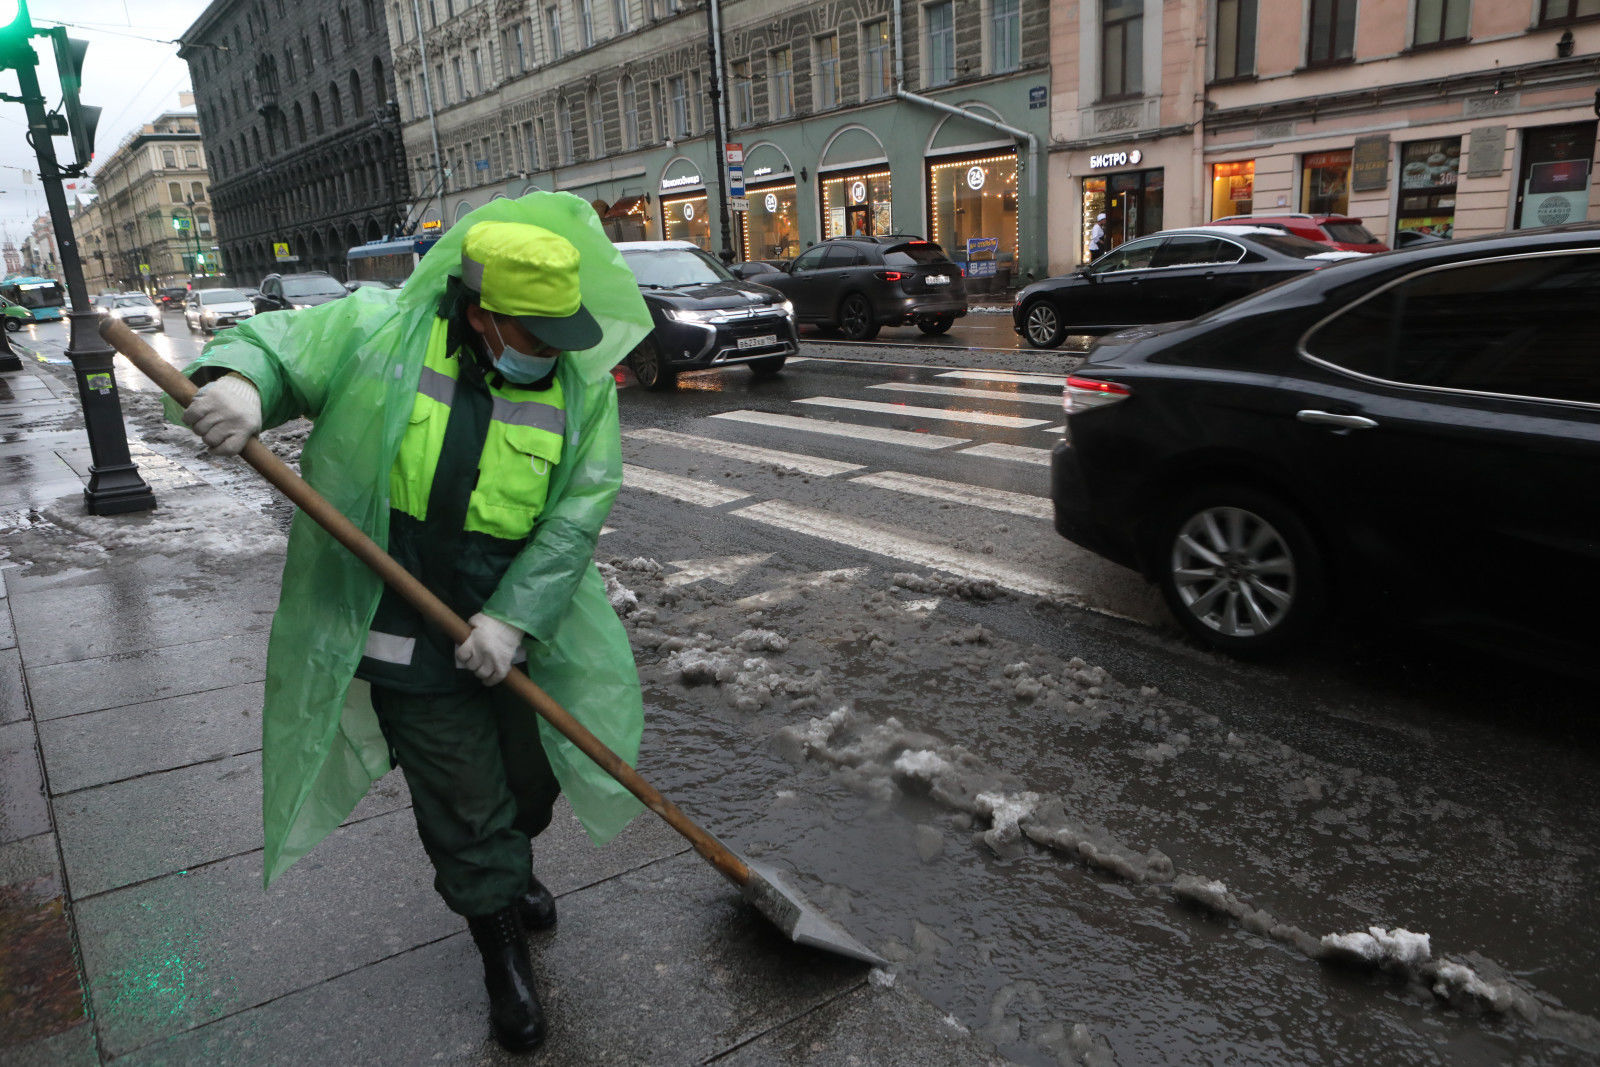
[866,381,1063,408]
[935,370,1067,388]
[625,428,864,477]
[710,409,967,449]
[621,464,751,506]
[956,442,1054,466]
[1041,426,1065,434]
[730,500,1078,599]
[663,553,775,587]
[794,396,1046,429]
[849,470,1053,521]
[733,567,870,608]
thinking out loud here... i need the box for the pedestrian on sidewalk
[1087,213,1107,262]
[171,194,654,1054]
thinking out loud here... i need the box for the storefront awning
[604,196,650,219]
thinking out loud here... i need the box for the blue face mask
[486,317,558,384]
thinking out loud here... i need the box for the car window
[1250,233,1339,259]
[201,289,247,304]
[1090,238,1162,274]
[115,295,154,307]
[282,276,347,298]
[883,243,947,266]
[1153,236,1240,268]
[791,247,829,272]
[1322,221,1378,245]
[621,248,733,287]
[1304,251,1600,405]
[822,245,865,268]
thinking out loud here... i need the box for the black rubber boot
[519,875,557,931]
[466,906,546,1053]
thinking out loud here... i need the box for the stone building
[1048,0,1600,270]
[180,0,412,283]
[83,104,216,293]
[388,0,1054,286]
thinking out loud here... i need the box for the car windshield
[1322,221,1379,245]
[621,248,733,288]
[200,289,246,304]
[883,243,948,266]
[282,276,346,297]
[115,295,154,307]
[1250,233,1344,259]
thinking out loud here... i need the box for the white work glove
[455,612,524,685]
[182,373,262,456]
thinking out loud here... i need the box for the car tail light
[875,270,905,282]
[1064,376,1131,414]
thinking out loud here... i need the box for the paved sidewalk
[0,352,1003,1065]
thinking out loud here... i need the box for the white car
[93,292,162,332]
[184,288,255,335]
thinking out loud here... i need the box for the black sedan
[617,241,798,391]
[1051,224,1600,665]
[758,235,967,342]
[1015,226,1360,348]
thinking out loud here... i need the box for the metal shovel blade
[741,860,886,967]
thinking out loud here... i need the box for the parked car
[155,286,188,309]
[1014,226,1361,349]
[615,240,798,391]
[1050,224,1600,666]
[1393,230,1450,248]
[253,271,348,314]
[344,278,398,291]
[1,295,32,331]
[1203,213,1390,253]
[92,291,162,332]
[184,287,255,334]
[730,261,786,282]
[757,235,967,341]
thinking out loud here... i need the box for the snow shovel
[102,318,884,968]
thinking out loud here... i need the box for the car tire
[917,315,955,335]
[3,318,20,333]
[628,337,678,392]
[1021,299,1065,349]
[836,294,880,342]
[747,355,787,379]
[1151,485,1326,658]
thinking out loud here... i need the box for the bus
[345,234,440,286]
[0,276,66,322]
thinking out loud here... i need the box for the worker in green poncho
[172,194,653,1054]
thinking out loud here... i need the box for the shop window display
[663,193,710,249]
[1211,160,1254,219]
[1082,169,1164,260]
[1397,137,1460,240]
[1300,150,1351,215]
[821,170,892,238]
[743,184,799,262]
[928,152,1018,285]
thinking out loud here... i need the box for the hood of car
[201,301,254,314]
[644,279,786,311]
[111,304,157,316]
[285,293,345,308]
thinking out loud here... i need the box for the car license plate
[926,274,949,285]
[738,334,776,350]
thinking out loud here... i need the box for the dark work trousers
[371,684,562,917]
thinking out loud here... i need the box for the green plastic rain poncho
[174,193,653,886]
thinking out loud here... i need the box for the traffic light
[0,2,34,71]
[49,28,98,169]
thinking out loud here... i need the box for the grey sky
[0,0,212,246]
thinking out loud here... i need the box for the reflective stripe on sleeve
[491,396,566,434]
[364,630,417,665]
[417,366,457,406]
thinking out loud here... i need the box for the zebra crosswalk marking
[794,396,1047,429]
[849,470,1053,520]
[866,382,1063,408]
[625,428,864,476]
[709,409,968,449]
[956,442,1054,466]
[621,464,751,506]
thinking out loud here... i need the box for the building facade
[181,0,411,283]
[83,104,217,293]
[1049,1,1600,273]
[389,0,1053,286]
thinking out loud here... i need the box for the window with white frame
[770,46,793,118]
[731,59,752,125]
[815,33,840,109]
[1413,0,1469,45]
[862,18,891,98]
[1307,0,1356,65]
[1100,0,1142,98]
[1214,0,1256,80]
[925,2,954,86]
[668,74,689,138]
[512,23,527,72]
[470,47,483,93]
[587,87,604,157]
[558,97,573,162]
[546,4,563,60]
[452,55,466,99]
[579,0,595,47]
[525,118,541,169]
[614,0,631,32]
[990,0,1020,73]
[621,76,639,148]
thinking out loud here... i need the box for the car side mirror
[730,263,754,279]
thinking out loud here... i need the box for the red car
[1204,214,1389,253]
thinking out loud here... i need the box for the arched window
[557,97,573,164]
[372,57,385,103]
[586,87,603,159]
[310,92,324,134]
[293,101,306,141]
[252,127,263,160]
[620,76,638,150]
[285,46,296,81]
[329,83,344,125]
[302,34,314,71]
[349,71,364,117]
[341,7,353,44]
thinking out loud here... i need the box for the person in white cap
[1088,212,1108,262]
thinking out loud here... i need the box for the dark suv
[1052,224,1600,665]
[253,271,349,314]
[759,236,967,341]
[617,240,798,391]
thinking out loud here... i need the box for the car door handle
[1296,409,1377,430]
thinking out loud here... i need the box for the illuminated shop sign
[1089,149,1143,170]
[660,173,702,190]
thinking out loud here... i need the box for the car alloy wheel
[1023,300,1064,349]
[627,337,677,392]
[1155,486,1326,657]
[837,294,879,342]
[3,318,20,333]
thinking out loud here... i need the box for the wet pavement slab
[22,631,268,720]
[0,831,92,1063]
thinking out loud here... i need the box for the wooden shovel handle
[101,318,753,888]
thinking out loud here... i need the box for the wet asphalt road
[28,312,1600,1064]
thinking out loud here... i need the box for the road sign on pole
[729,197,749,212]
[728,163,744,198]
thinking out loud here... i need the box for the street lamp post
[178,197,204,276]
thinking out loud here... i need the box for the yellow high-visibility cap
[460,220,602,351]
